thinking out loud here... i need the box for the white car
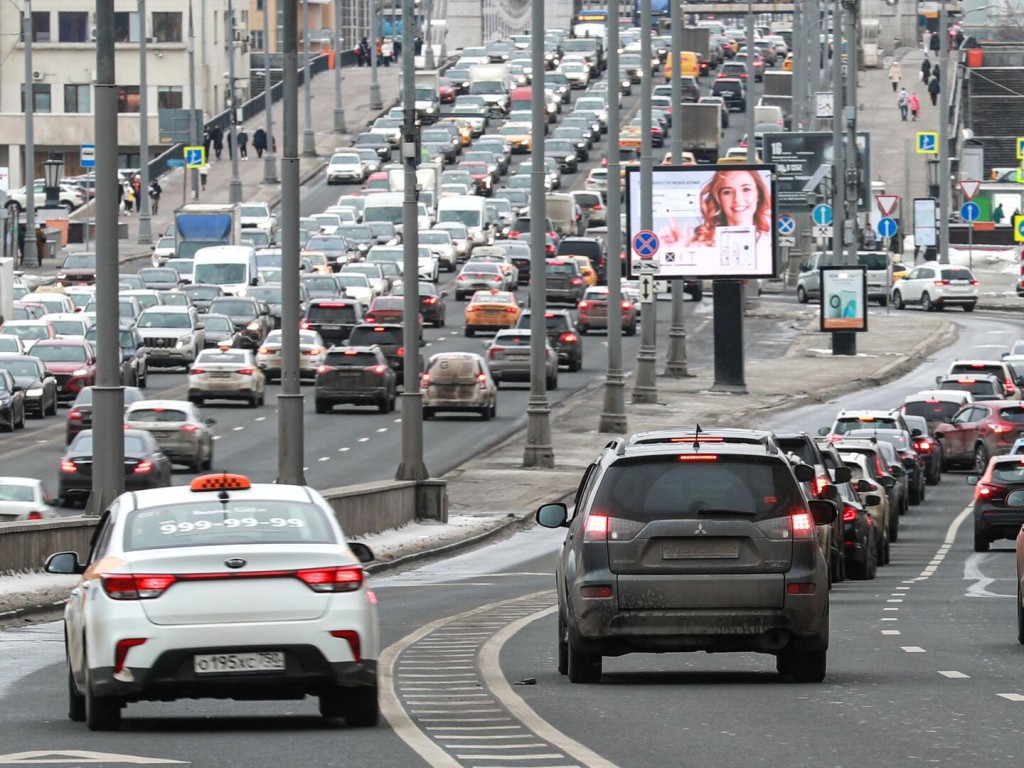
[187,348,266,407]
[151,235,177,267]
[0,335,27,355]
[4,181,85,213]
[334,272,376,307]
[418,230,457,272]
[0,320,54,352]
[44,472,380,731]
[326,151,367,184]
[257,329,326,381]
[40,313,89,340]
[417,246,440,283]
[0,476,58,521]
[238,202,277,238]
[891,264,979,312]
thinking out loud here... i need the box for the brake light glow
[915,439,932,453]
[329,630,362,662]
[190,368,205,375]
[68,409,82,421]
[791,512,815,537]
[584,513,609,541]
[559,332,578,343]
[299,320,311,329]
[296,566,364,593]
[102,573,177,600]
[976,482,1004,500]
[842,504,857,523]
[60,459,77,473]
[578,300,590,309]
[991,422,1014,434]
[27,511,43,520]
[179,424,198,433]
[258,346,269,355]
[570,277,584,286]
[621,301,632,310]
[237,368,254,375]
[933,279,949,286]
[369,365,387,374]
[813,476,830,497]
[677,454,719,462]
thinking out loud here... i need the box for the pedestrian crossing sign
[1016,137,1024,161]
[184,146,206,169]
[1014,215,1024,243]
[915,132,938,154]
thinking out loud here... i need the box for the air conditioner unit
[32,70,44,81]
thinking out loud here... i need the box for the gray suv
[537,434,836,684]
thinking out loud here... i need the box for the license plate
[321,324,340,330]
[662,539,739,560]
[194,651,285,674]
[209,371,231,379]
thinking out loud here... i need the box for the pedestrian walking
[929,31,940,57]
[131,173,142,212]
[35,224,46,263]
[897,87,910,121]
[993,203,1005,224]
[908,91,921,120]
[922,29,932,54]
[253,127,267,158]
[932,64,940,82]
[122,179,135,215]
[920,58,931,84]
[237,126,249,159]
[927,76,940,106]
[211,125,224,160]
[148,180,162,215]
[888,60,902,92]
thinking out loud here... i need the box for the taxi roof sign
[190,474,252,492]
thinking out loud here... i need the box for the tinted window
[129,408,188,423]
[857,252,888,270]
[307,305,357,322]
[941,268,973,280]
[903,399,961,422]
[325,351,378,366]
[833,416,900,434]
[349,328,400,345]
[72,434,147,453]
[991,461,1024,483]
[591,455,801,523]
[998,406,1024,424]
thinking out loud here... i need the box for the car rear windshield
[833,416,900,434]
[998,406,1024,423]
[519,314,569,331]
[428,356,478,381]
[349,328,400,345]
[949,363,1003,379]
[325,351,378,367]
[775,438,818,466]
[0,483,35,502]
[991,461,1024,483]
[942,268,974,280]
[592,454,802,523]
[307,305,357,322]
[33,344,87,362]
[123,500,337,551]
[857,252,888,270]
[72,435,147,453]
[546,262,577,275]
[941,380,998,396]
[903,399,961,422]
[129,408,187,423]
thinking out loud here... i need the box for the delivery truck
[679,102,721,164]
[174,203,241,260]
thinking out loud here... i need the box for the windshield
[240,205,268,218]
[194,263,248,285]
[62,254,95,269]
[138,312,191,329]
[438,208,482,227]
[33,344,87,363]
[857,252,888,270]
[0,360,40,377]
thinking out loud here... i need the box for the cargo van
[796,250,893,306]
[664,51,700,81]
[546,193,584,238]
[436,195,492,249]
[192,245,260,297]
[361,192,405,234]
[753,104,784,128]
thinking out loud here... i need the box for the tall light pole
[423,0,434,69]
[262,0,278,183]
[369,0,383,110]
[938,0,950,262]
[22,0,38,268]
[395,0,427,481]
[137,0,153,244]
[302,0,317,157]
[599,0,627,433]
[632,0,658,404]
[746,0,756,164]
[334,0,347,134]
[188,1,200,199]
[278,0,305,484]
[523,0,552,466]
[227,0,242,202]
[664,0,689,377]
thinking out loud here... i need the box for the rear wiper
[692,508,758,517]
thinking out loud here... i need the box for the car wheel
[67,654,85,722]
[378,397,389,414]
[878,295,888,307]
[204,445,214,471]
[16,404,25,429]
[626,323,637,336]
[557,613,569,676]
[788,649,827,683]
[921,292,934,311]
[465,327,474,337]
[909,479,922,506]
[480,404,491,421]
[775,653,794,677]
[796,286,808,304]
[389,393,397,412]
[342,685,379,727]
[547,374,557,390]
[963,302,976,312]
[190,453,202,473]
[1,410,12,432]
[892,291,904,310]
[579,325,588,335]
[85,662,122,731]
[974,526,990,552]
[423,407,433,420]
[569,356,581,373]
[490,400,497,418]
[879,529,890,566]
[248,394,259,408]
[315,399,330,414]
[566,638,602,684]
[975,443,989,475]
[47,393,58,416]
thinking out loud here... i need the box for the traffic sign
[184,146,206,169]
[960,201,980,223]
[639,274,656,304]
[632,230,659,257]
[812,204,832,226]
[1017,137,1024,161]
[776,215,796,235]
[637,259,660,274]
[812,224,833,239]
[1015,215,1024,243]
[80,144,95,168]
[875,194,899,216]
[916,132,938,154]
[778,236,796,247]
[959,180,981,200]
[876,217,898,238]
[815,92,834,120]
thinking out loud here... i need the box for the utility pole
[631,0,658,404]
[302,0,317,157]
[22,0,38,268]
[334,0,347,134]
[664,0,689,378]
[86,0,125,515]
[262,0,279,183]
[523,0,553,466]
[423,0,434,69]
[188,1,200,199]
[599,0,626,433]
[137,0,153,244]
[395,0,427,481]
[277,0,305,484]
[938,0,950,262]
[227,0,242,203]
[369,0,383,110]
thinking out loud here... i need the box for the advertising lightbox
[819,266,868,333]
[763,132,871,213]
[625,165,778,280]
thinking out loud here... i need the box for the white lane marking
[939,671,970,679]
[902,646,927,653]
[434,735,536,740]
[997,693,1024,701]
[454,753,564,761]
[425,726,521,730]
[964,553,1014,598]
[887,599,904,603]
[881,617,899,621]
[895,586,910,591]
[233,426,244,431]
[318,456,330,462]
[394,418,402,423]
[377,427,388,433]
[883,607,900,611]
[0,751,186,764]
[358,437,370,442]
[254,416,266,422]
[212,435,221,441]
[881,630,901,635]
[338,447,350,452]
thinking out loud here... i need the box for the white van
[436,195,492,249]
[361,192,405,235]
[192,245,260,297]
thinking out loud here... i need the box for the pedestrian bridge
[682,2,794,14]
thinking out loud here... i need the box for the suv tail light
[578,300,590,309]
[68,409,82,421]
[134,460,154,474]
[477,372,489,389]
[933,279,949,286]
[842,504,858,523]
[367,365,387,375]
[992,422,1014,433]
[914,439,932,453]
[975,481,1005,501]
[420,372,431,386]
[60,459,77,473]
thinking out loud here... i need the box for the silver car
[485,329,557,389]
[136,306,206,366]
[0,477,58,521]
[124,400,215,472]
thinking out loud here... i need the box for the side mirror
[831,466,852,484]
[45,551,85,575]
[966,475,979,486]
[536,502,569,528]
[817,426,830,436]
[889,465,906,478]
[250,277,259,286]
[205,418,216,426]
[347,542,375,564]
[792,463,815,482]
[807,499,837,526]
[855,478,873,493]
[818,484,839,501]
[878,475,896,489]
[864,494,882,507]
[935,375,942,385]
[911,428,922,437]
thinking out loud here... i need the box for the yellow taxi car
[441,117,474,146]
[464,290,521,337]
[618,127,643,152]
[567,255,598,287]
[299,251,334,275]
[498,122,532,154]
[891,259,910,282]
[783,52,794,71]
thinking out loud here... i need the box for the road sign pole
[969,220,973,271]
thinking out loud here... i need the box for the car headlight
[247,320,261,331]
[57,273,67,280]
[566,155,575,163]
[72,368,89,377]
[176,334,193,348]
[27,388,42,396]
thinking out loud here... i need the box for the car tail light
[68,409,82,421]
[791,512,816,539]
[191,368,205,375]
[991,422,1014,434]
[60,459,77,473]
[620,301,632,310]
[114,638,147,674]
[27,511,43,520]
[180,424,198,433]
[505,306,517,313]
[578,300,590,309]
[570,277,583,286]
[236,367,254,375]
[975,481,1005,500]
[420,372,431,386]
[317,365,334,374]
[476,372,488,388]
[134,460,153,474]
[364,314,377,323]
[258,346,269,355]
[424,296,439,304]
[509,230,521,238]
[396,347,405,357]
[787,582,817,595]
[329,630,362,662]
[487,347,499,359]
[970,279,979,285]
[915,439,932,453]
[296,566,364,593]
[933,279,949,286]
[457,275,467,281]
[1005,378,1016,393]
[813,476,830,497]
[842,504,858,523]
[580,585,613,598]
[368,365,386,375]
[299,320,311,329]
[102,573,177,600]
[559,333,578,344]
[584,513,609,542]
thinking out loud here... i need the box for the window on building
[32,11,51,42]
[22,84,52,113]
[118,86,141,113]
[58,12,89,43]
[157,86,183,109]
[250,29,265,51]
[65,84,91,113]
[152,12,182,43]
[114,12,140,43]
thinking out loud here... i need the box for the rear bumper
[974,505,1024,541]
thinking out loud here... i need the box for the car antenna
[693,423,702,451]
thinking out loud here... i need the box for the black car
[300,273,346,300]
[65,386,146,445]
[199,313,245,349]
[353,132,392,160]
[901,413,944,486]
[543,258,586,305]
[517,310,582,372]
[314,345,397,414]
[390,280,447,328]
[711,77,746,111]
[0,354,58,418]
[557,237,608,284]
[346,323,420,378]
[58,428,172,506]
[544,141,579,174]
[969,455,1024,551]
[0,369,26,432]
[182,284,225,313]
[207,297,273,349]
[301,298,364,346]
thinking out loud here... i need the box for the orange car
[567,255,598,286]
[464,290,521,337]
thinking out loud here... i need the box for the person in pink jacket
[908,92,921,121]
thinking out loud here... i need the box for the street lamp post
[227,0,242,203]
[422,0,434,69]
[301,0,317,157]
[664,0,689,378]
[369,0,383,110]
[262,0,278,183]
[333,0,346,134]
[137,0,153,244]
[187,1,199,199]
[938,0,950,262]
[22,0,38,268]
[42,156,62,210]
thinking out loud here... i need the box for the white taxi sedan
[45,473,380,731]
[187,348,266,407]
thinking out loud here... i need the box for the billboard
[819,267,868,332]
[625,165,778,280]
[913,197,938,247]
[763,132,872,213]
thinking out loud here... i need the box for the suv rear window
[128,408,187,423]
[998,406,1024,423]
[857,252,888,270]
[545,262,578,275]
[833,416,900,434]
[592,455,802,523]
[949,363,1003,379]
[427,356,478,381]
[903,399,961,422]
[942,268,974,280]
[348,328,400,346]
[307,304,357,323]
[325,350,378,367]
[518,314,570,332]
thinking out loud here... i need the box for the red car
[437,81,457,104]
[576,286,637,336]
[935,400,1024,473]
[30,339,98,402]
